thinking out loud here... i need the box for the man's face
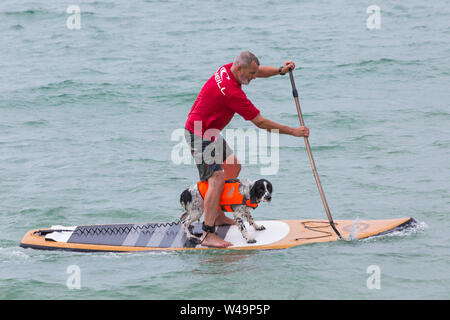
[238,61,259,85]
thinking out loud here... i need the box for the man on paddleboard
[184,51,309,247]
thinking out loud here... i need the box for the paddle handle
[288,69,343,239]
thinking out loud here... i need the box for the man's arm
[251,113,309,137]
[256,60,296,78]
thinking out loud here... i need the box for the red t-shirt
[185,62,260,140]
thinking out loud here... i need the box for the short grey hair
[233,51,260,68]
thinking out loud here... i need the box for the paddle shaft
[288,69,343,239]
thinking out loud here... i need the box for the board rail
[20,217,417,252]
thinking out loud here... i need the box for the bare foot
[215,212,237,226]
[200,232,233,248]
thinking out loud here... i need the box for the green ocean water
[1,0,449,300]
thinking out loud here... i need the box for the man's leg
[202,170,233,247]
[185,130,234,246]
[215,154,241,226]
[222,154,241,180]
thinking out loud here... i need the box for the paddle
[288,69,343,240]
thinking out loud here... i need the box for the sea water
[0,0,449,299]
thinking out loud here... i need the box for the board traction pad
[65,222,205,248]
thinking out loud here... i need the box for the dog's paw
[188,237,201,245]
[247,239,257,244]
[255,225,265,231]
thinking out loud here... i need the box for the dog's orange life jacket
[197,179,258,212]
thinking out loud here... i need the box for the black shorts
[184,129,234,181]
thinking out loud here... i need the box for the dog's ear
[249,182,258,204]
[180,188,192,205]
[265,180,273,194]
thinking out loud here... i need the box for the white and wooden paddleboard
[20,217,416,252]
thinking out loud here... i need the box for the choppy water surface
[1,0,449,299]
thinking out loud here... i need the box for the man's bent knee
[234,163,241,176]
[223,155,241,179]
[208,170,225,189]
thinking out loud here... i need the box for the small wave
[126,158,166,164]
[363,219,428,242]
[351,134,380,142]
[431,140,450,148]
[3,9,39,16]
[0,246,30,261]
[423,111,450,118]
[23,120,48,127]
[1,8,58,18]
[335,58,396,68]
[36,80,114,91]
[311,144,345,152]
[90,1,116,9]
[279,112,317,120]
[150,92,197,104]
[386,149,415,155]
[35,80,79,91]
[326,118,359,129]
[10,24,24,30]
[279,144,344,153]
[89,56,131,62]
[11,250,30,260]
[335,58,424,73]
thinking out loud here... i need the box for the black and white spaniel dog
[179,178,272,244]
